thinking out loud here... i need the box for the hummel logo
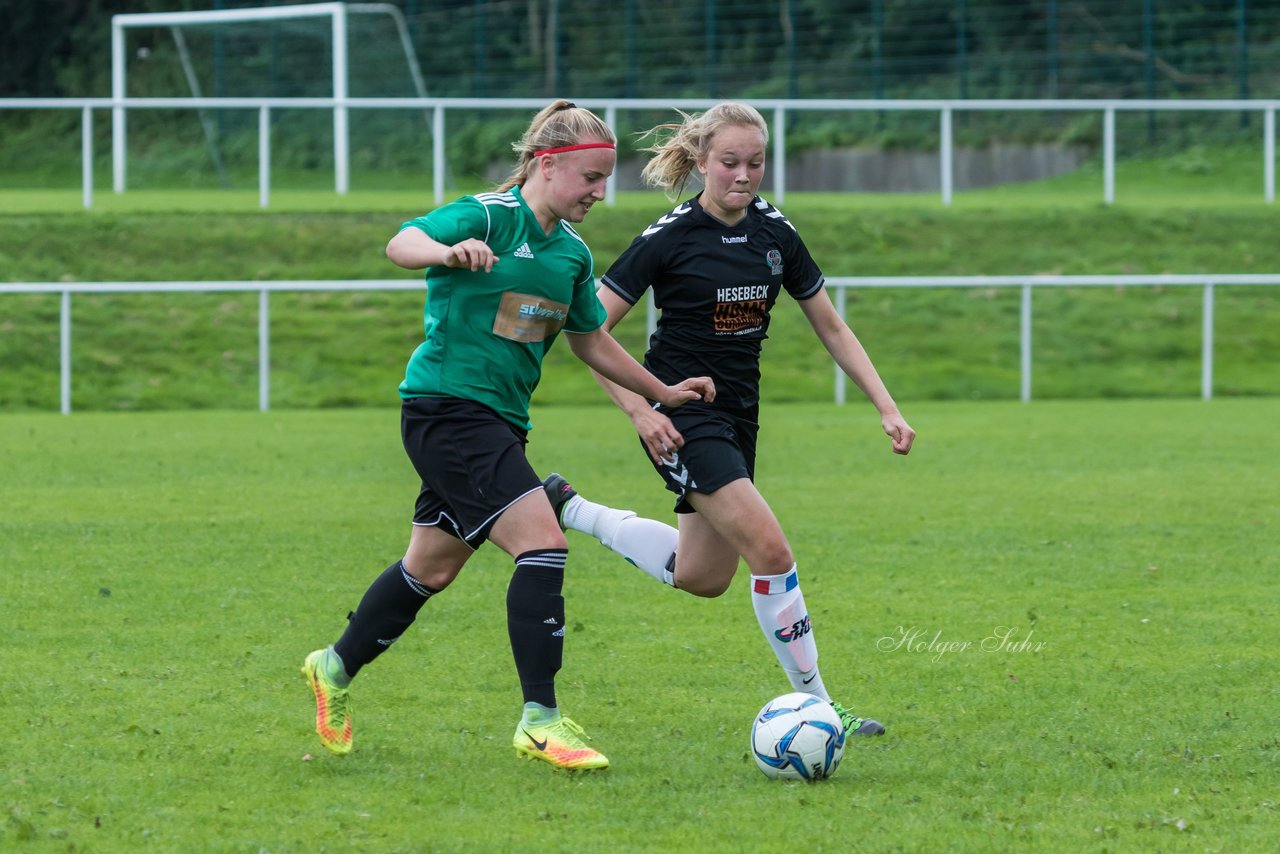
[522,728,548,751]
[513,242,534,259]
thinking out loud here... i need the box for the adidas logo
[543,617,558,625]
[513,242,534,259]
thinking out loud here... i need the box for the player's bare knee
[747,544,794,577]
[679,576,732,598]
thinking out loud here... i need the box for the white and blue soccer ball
[750,692,846,781]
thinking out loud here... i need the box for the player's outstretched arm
[565,328,714,410]
[581,287,692,463]
[799,289,916,455]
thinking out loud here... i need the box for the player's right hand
[664,376,715,407]
[444,239,498,272]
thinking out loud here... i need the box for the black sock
[333,559,437,678]
[506,549,567,708]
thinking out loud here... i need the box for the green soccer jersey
[397,185,606,430]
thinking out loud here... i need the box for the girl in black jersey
[546,102,915,738]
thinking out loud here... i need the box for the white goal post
[111,1,428,195]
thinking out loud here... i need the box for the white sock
[750,565,830,701]
[562,495,677,587]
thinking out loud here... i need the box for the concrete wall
[787,143,1090,191]
[604,143,1090,193]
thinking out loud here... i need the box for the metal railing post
[60,291,72,415]
[259,289,271,411]
[332,4,349,195]
[259,104,270,209]
[940,106,954,206]
[1020,283,1032,402]
[111,20,126,193]
[82,105,94,209]
[1104,105,1116,205]
[1265,107,1275,205]
[1202,282,1215,400]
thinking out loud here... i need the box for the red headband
[534,142,616,157]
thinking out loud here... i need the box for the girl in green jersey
[302,100,715,770]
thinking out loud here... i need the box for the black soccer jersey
[601,194,824,409]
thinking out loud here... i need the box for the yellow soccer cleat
[513,716,609,770]
[302,649,352,755]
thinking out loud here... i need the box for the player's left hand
[631,406,683,465]
[882,412,915,455]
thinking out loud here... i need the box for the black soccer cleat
[542,472,578,530]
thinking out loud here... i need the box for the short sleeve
[564,253,606,333]
[600,232,662,305]
[783,231,825,301]
[400,196,490,246]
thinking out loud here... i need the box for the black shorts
[645,401,758,514]
[401,396,542,546]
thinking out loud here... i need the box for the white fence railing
[1,97,1277,209]
[5,275,1277,414]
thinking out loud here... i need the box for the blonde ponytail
[496,99,616,192]
[637,102,769,199]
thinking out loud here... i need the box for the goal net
[111,2,428,191]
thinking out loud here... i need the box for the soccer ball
[750,692,846,781]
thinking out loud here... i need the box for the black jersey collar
[687,192,764,230]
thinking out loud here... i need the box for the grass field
[2,147,1277,849]
[3,399,1277,852]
